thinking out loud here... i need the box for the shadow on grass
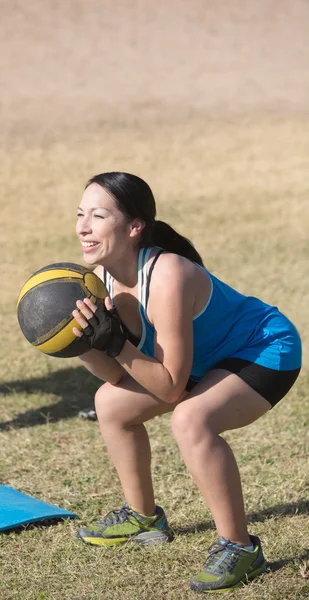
[0,366,100,430]
[267,548,309,573]
[247,499,309,523]
[0,517,76,536]
[173,499,309,536]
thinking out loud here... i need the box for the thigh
[176,369,272,435]
[213,358,301,407]
[95,374,178,425]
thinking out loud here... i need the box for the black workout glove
[81,302,127,358]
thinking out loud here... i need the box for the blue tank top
[104,247,302,379]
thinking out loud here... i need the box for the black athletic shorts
[186,358,301,408]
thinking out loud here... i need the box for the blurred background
[1,0,309,136]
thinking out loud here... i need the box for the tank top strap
[138,246,164,310]
[145,248,165,309]
[138,247,152,308]
[101,266,114,300]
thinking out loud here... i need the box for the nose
[76,215,92,235]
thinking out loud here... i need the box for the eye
[77,213,84,217]
[94,214,105,219]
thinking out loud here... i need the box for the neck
[99,247,141,288]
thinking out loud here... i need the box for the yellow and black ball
[17,262,108,358]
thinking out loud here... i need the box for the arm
[79,348,125,384]
[115,254,195,403]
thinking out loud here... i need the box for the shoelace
[203,540,243,574]
[98,505,133,527]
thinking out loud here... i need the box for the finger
[105,296,113,311]
[83,297,98,313]
[72,309,89,330]
[73,327,83,338]
[76,299,96,320]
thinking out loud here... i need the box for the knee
[94,382,121,424]
[171,402,202,444]
[94,382,143,430]
[171,402,215,446]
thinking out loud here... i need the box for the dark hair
[86,172,204,267]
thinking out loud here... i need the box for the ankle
[219,533,252,547]
[235,537,252,547]
[230,536,253,549]
[129,503,157,517]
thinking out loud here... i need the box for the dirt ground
[1,0,309,138]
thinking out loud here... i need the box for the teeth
[81,241,98,247]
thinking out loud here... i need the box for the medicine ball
[17,262,108,358]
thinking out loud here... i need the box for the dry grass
[0,115,309,599]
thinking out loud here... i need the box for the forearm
[79,348,125,384]
[115,341,183,403]
[73,297,187,399]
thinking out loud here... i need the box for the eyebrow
[77,206,112,213]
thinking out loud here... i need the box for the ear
[129,219,145,239]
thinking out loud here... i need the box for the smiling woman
[73,171,301,593]
[76,182,141,269]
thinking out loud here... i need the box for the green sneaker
[77,503,173,547]
[190,535,267,593]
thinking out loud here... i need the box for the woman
[73,172,301,593]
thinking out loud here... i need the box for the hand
[72,297,127,358]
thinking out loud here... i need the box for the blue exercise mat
[0,485,78,531]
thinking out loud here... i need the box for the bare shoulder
[151,252,196,286]
[148,252,211,319]
[155,252,195,277]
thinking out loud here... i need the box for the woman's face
[76,183,132,266]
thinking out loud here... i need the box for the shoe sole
[190,562,267,593]
[134,530,174,546]
[76,530,174,547]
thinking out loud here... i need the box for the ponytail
[142,219,204,267]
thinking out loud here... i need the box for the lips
[80,241,100,252]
